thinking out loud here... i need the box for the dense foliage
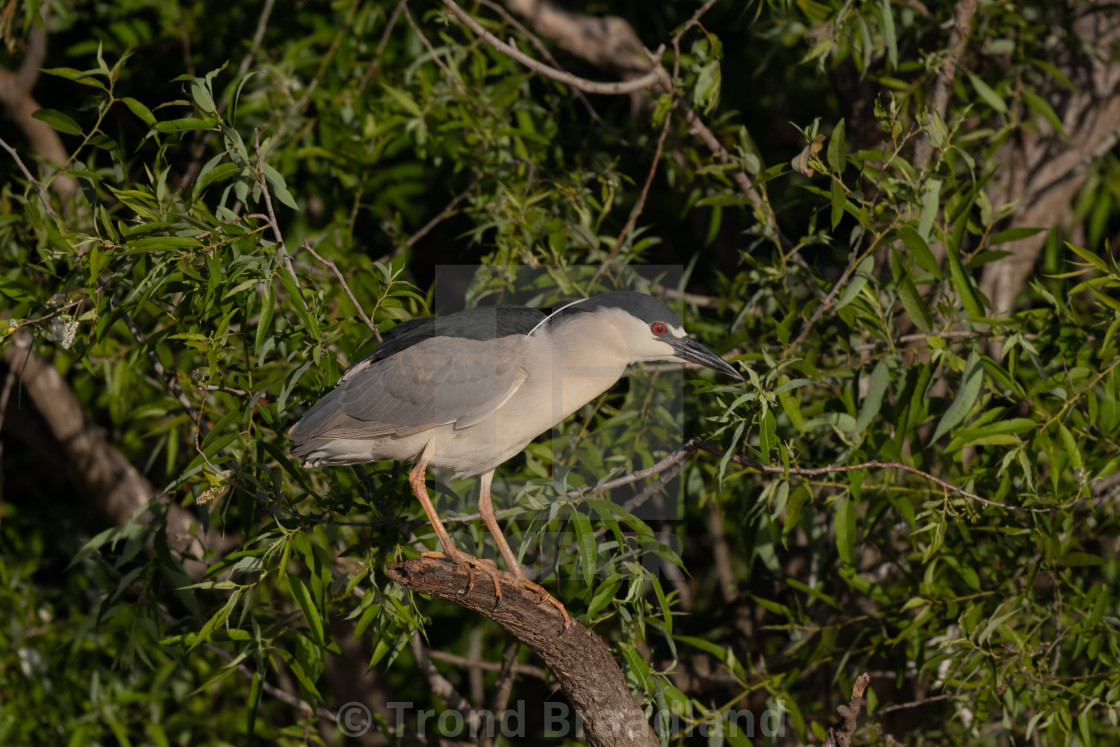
[1,0,1118,744]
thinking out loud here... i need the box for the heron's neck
[531,315,630,421]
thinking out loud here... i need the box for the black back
[357,305,546,365]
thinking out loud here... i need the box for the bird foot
[512,574,572,631]
[422,550,502,601]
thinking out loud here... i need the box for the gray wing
[290,335,528,443]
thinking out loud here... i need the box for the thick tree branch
[0,3,77,205]
[0,332,236,579]
[980,11,1120,314]
[386,557,659,747]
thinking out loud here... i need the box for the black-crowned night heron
[290,291,741,626]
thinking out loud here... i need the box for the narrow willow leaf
[32,109,83,136]
[932,351,983,442]
[827,118,846,172]
[835,497,855,565]
[573,509,595,588]
[836,255,874,310]
[918,179,941,242]
[966,71,1008,113]
[854,360,889,434]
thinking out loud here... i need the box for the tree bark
[1,333,234,578]
[980,11,1120,314]
[386,556,660,747]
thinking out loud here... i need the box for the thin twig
[374,170,487,265]
[0,361,16,526]
[120,310,207,436]
[441,0,663,95]
[301,239,381,341]
[474,0,604,124]
[692,438,1064,514]
[0,136,56,217]
[612,108,672,256]
[235,0,276,80]
[670,0,721,47]
[252,125,306,305]
[359,0,409,91]
[427,649,549,680]
[410,632,484,733]
[786,126,918,354]
[482,636,522,747]
[404,2,469,96]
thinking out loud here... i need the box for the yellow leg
[408,447,499,599]
[477,471,571,629]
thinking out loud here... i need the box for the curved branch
[442,0,663,95]
[386,557,659,747]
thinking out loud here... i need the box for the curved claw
[518,577,572,631]
[423,549,502,601]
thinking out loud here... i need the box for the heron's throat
[532,315,631,423]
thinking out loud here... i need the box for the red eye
[651,322,667,336]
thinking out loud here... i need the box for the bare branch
[613,109,672,254]
[481,635,522,747]
[411,632,485,734]
[0,135,56,217]
[427,649,549,680]
[301,239,381,342]
[692,438,1066,514]
[387,558,660,747]
[359,0,409,91]
[234,0,277,80]
[442,0,663,95]
[252,125,306,304]
[823,672,871,747]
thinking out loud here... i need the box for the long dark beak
[671,337,742,380]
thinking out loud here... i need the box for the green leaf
[121,97,156,126]
[1067,242,1110,273]
[835,497,855,564]
[572,509,595,588]
[879,0,897,69]
[931,351,983,442]
[899,225,942,279]
[587,578,620,618]
[945,238,984,319]
[827,118,846,172]
[286,572,325,646]
[990,226,1045,245]
[966,71,1008,113]
[918,179,941,242]
[898,273,934,332]
[194,161,241,198]
[1023,89,1066,137]
[41,66,107,89]
[191,79,217,114]
[830,179,845,229]
[854,360,889,434]
[262,163,299,210]
[836,255,874,310]
[32,109,83,136]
